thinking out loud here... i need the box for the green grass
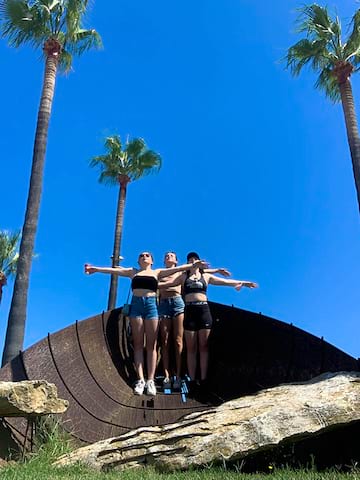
[3,461,360,480]
[1,420,360,479]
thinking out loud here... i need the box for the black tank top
[131,275,158,292]
[183,271,207,295]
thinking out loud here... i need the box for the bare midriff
[132,289,157,298]
[159,271,182,299]
[159,285,182,299]
[184,292,208,303]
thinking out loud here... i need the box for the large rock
[0,380,68,416]
[55,372,360,471]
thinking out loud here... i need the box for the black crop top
[183,272,207,295]
[131,275,158,292]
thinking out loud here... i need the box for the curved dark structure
[0,302,358,449]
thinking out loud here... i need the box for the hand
[193,259,209,269]
[218,268,231,277]
[244,281,258,289]
[84,263,96,275]
[235,281,258,291]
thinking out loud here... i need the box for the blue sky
[1,0,359,358]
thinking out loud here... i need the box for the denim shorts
[158,296,185,318]
[129,296,158,320]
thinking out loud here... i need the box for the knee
[198,342,209,354]
[174,336,183,351]
[161,333,169,348]
[146,339,158,352]
[186,344,197,355]
[133,339,144,350]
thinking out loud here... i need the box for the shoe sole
[134,391,144,395]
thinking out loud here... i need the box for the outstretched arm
[157,259,208,279]
[204,268,231,277]
[158,272,185,289]
[207,274,258,291]
[84,264,135,278]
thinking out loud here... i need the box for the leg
[198,328,211,380]
[160,317,171,379]
[184,330,198,380]
[144,318,159,380]
[172,312,184,378]
[130,317,145,380]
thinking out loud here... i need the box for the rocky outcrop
[55,372,360,471]
[0,381,68,416]
[0,458,15,469]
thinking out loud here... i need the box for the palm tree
[286,4,360,213]
[90,135,162,311]
[0,0,101,366]
[0,230,20,304]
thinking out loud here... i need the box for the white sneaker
[146,379,157,396]
[133,379,145,395]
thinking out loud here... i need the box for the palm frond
[64,27,101,56]
[0,0,101,68]
[297,4,335,40]
[0,230,20,277]
[125,138,146,159]
[344,9,360,61]
[130,151,162,180]
[286,38,333,75]
[353,52,360,67]
[98,171,120,186]
[64,0,96,36]
[0,0,51,48]
[126,152,162,181]
[46,0,62,10]
[285,4,356,100]
[105,135,122,153]
[57,46,72,71]
[64,0,83,35]
[4,252,19,275]
[90,135,162,186]
[90,151,122,185]
[332,15,342,38]
[314,66,341,102]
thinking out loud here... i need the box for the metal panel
[0,303,358,449]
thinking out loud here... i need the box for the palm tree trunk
[2,52,58,366]
[338,79,360,213]
[107,181,128,311]
[0,272,6,304]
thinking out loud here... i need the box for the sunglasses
[139,253,151,258]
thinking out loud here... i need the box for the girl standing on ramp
[85,252,207,396]
[159,251,258,391]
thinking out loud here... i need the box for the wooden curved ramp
[207,303,359,400]
[0,302,358,448]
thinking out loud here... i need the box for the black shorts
[184,302,213,331]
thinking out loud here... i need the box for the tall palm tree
[0,230,20,304]
[0,0,101,366]
[286,4,360,213]
[90,135,162,311]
